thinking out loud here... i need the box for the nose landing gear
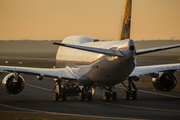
[122,77,137,100]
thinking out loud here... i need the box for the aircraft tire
[123,91,129,100]
[62,92,67,101]
[87,92,92,101]
[103,92,109,100]
[53,92,59,101]
[79,92,85,101]
[112,92,117,100]
[132,91,137,100]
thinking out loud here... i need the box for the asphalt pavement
[0,73,180,120]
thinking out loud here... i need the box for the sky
[0,0,180,40]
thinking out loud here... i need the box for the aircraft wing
[53,42,124,57]
[0,59,98,80]
[136,44,180,55]
[130,63,180,77]
[0,66,76,80]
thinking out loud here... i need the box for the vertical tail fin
[116,0,132,40]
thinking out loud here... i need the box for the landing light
[114,56,118,59]
[97,54,104,59]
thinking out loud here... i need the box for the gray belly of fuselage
[56,47,135,86]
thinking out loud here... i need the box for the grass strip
[0,111,99,120]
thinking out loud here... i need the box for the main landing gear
[102,86,117,100]
[53,79,67,101]
[52,79,92,101]
[52,78,137,101]
[122,77,138,100]
[79,87,92,101]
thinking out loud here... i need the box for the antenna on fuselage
[116,0,132,40]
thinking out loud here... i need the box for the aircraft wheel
[103,92,109,100]
[87,92,92,101]
[123,91,129,100]
[112,92,117,100]
[62,92,67,101]
[131,91,137,100]
[53,92,59,101]
[79,92,85,101]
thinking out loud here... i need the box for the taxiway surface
[0,73,180,120]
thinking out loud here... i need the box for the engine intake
[152,72,177,92]
[2,73,25,95]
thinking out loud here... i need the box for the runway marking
[26,83,180,99]
[0,103,145,120]
[93,100,180,113]
[25,83,180,113]
[116,86,180,99]
[26,84,52,92]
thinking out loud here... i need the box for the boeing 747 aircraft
[1,0,180,101]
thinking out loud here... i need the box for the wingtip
[53,42,65,46]
[52,42,57,45]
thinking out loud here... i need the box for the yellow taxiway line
[26,84,52,92]
[93,100,180,113]
[25,83,180,113]
[0,83,179,119]
[0,102,145,120]
[115,86,180,99]
[0,83,178,119]
[26,84,180,99]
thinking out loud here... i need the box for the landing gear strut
[79,86,92,101]
[53,79,67,101]
[122,77,137,100]
[102,86,117,100]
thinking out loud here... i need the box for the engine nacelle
[152,72,177,92]
[2,73,25,95]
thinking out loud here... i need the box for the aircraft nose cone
[128,39,136,51]
[129,45,135,51]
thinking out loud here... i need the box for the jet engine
[2,73,25,95]
[152,72,177,92]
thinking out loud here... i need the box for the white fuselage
[56,35,136,86]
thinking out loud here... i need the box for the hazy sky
[0,0,180,40]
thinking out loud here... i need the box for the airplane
[1,0,180,101]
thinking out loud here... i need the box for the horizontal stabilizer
[53,42,124,57]
[136,44,180,55]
